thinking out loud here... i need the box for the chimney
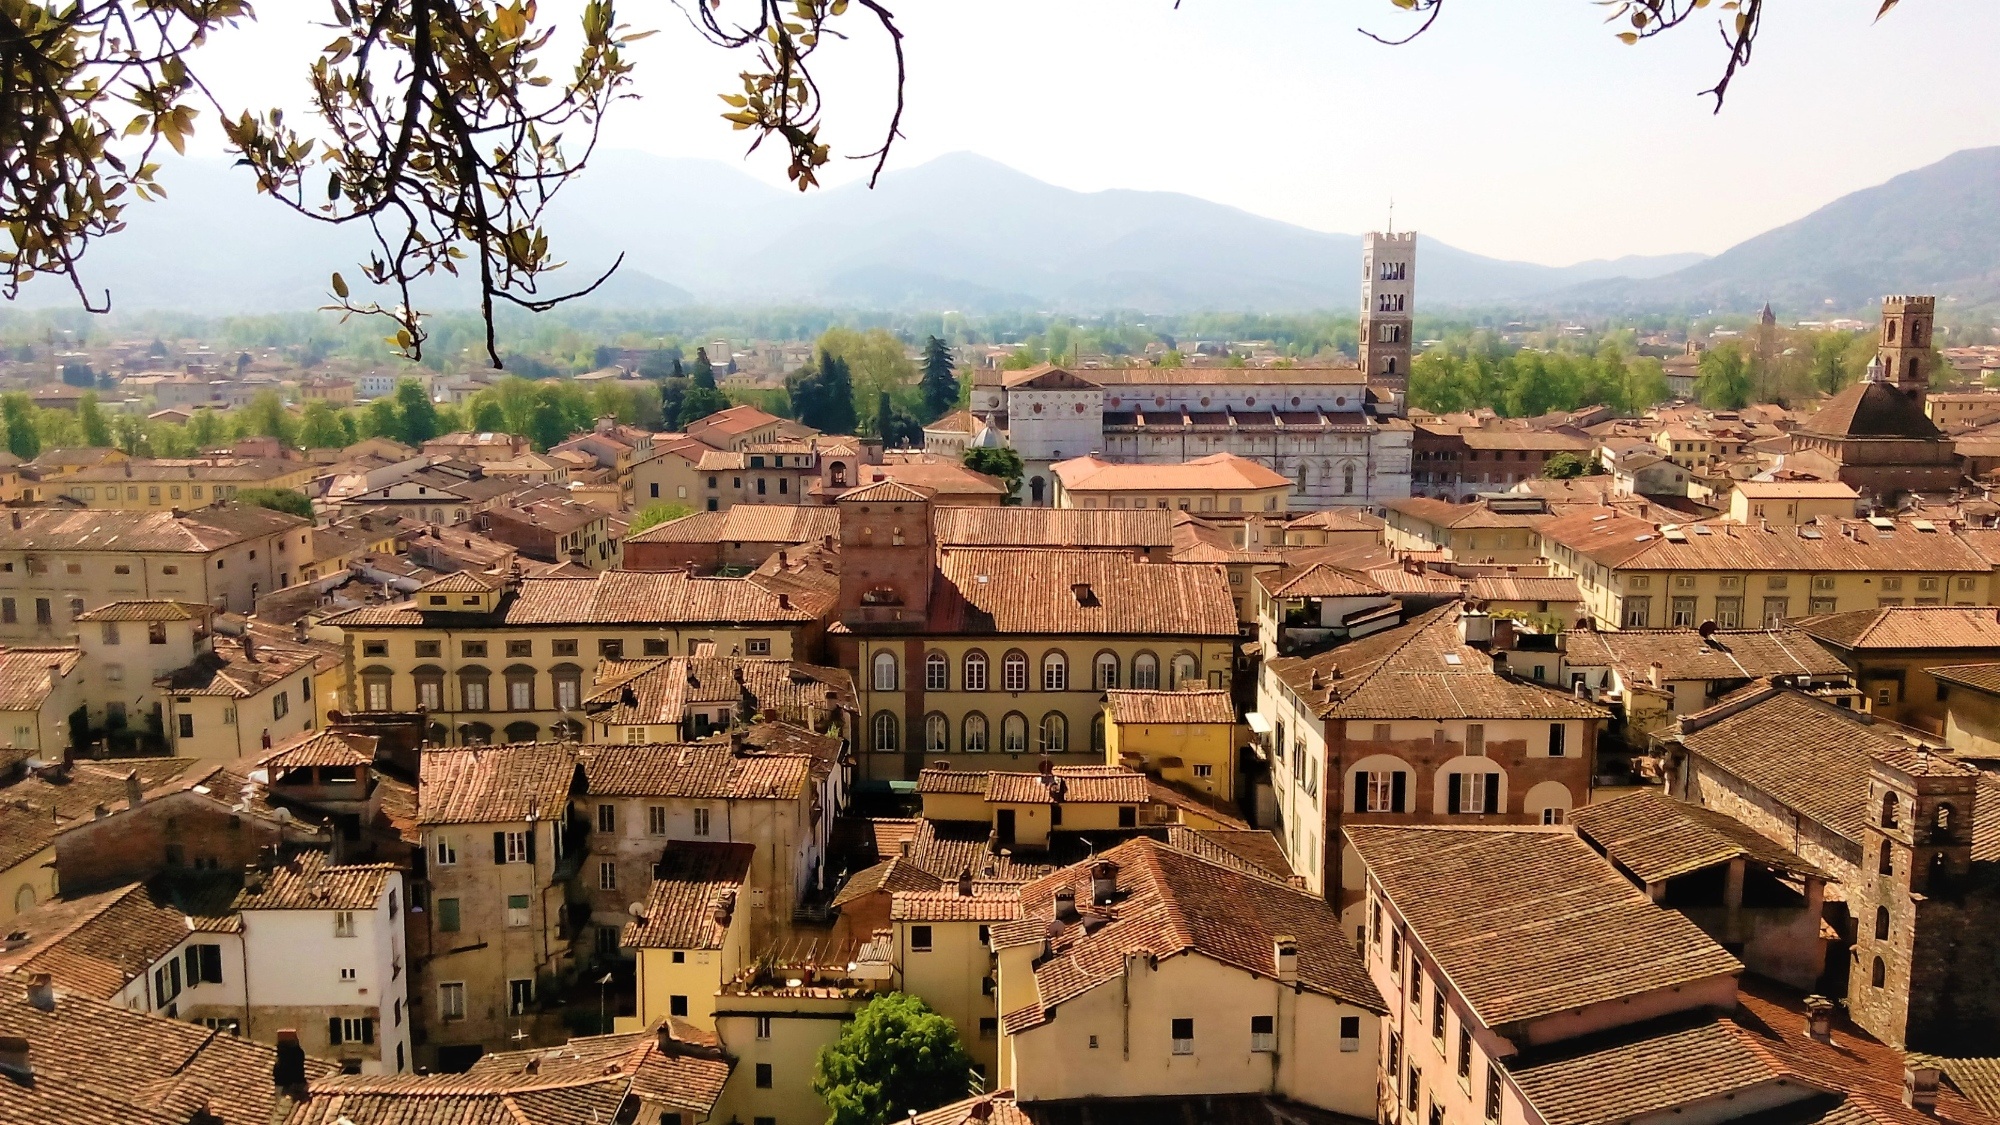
[710,889,736,928]
[1803,995,1834,1043]
[777,593,791,610]
[242,862,267,895]
[777,549,788,567]
[657,1021,680,1054]
[1053,887,1079,924]
[272,1029,309,1092]
[240,635,257,663]
[124,770,143,809]
[1647,661,1664,690]
[7,512,17,530]
[1274,934,1299,985]
[1090,860,1119,906]
[1905,1063,1941,1114]
[957,867,974,897]
[0,1035,29,1082]
[25,973,54,1012]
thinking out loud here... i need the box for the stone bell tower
[1360,231,1416,410]
[1878,295,1936,400]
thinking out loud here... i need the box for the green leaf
[331,272,350,298]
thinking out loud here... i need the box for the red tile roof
[622,842,754,950]
[417,744,579,825]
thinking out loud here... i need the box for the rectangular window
[598,861,617,890]
[507,894,530,927]
[599,639,624,659]
[755,1063,773,1089]
[1548,724,1566,757]
[1763,596,1790,625]
[1433,991,1446,1041]
[1171,1018,1194,1055]
[461,641,487,658]
[1408,1065,1422,1113]
[1623,596,1650,628]
[509,979,534,1014]
[648,806,668,836]
[437,897,461,932]
[1715,596,1743,628]
[910,925,933,952]
[179,714,194,739]
[1340,1015,1361,1051]
[643,638,669,656]
[1671,596,1697,627]
[670,995,689,1017]
[756,1016,773,1040]
[1459,1025,1473,1078]
[597,804,616,833]
[434,837,457,866]
[507,639,533,658]
[415,640,441,658]
[553,639,578,657]
[693,808,711,837]
[333,911,356,938]
[1486,1065,1503,1119]
[1251,1015,1275,1052]
[504,831,528,863]
[1465,724,1484,756]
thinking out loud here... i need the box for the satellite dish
[1697,620,1719,638]
[626,901,647,919]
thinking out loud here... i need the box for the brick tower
[833,479,934,630]
[1878,295,1936,400]
[1847,748,1994,1052]
[1360,231,1416,411]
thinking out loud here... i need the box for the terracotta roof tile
[1800,380,1943,440]
[624,504,837,545]
[1928,664,2000,696]
[1798,606,2000,651]
[0,879,242,999]
[72,600,209,622]
[232,852,396,912]
[622,842,754,950]
[1541,511,1989,573]
[416,744,578,825]
[933,507,1175,550]
[1346,825,1741,1026]
[1571,789,1829,883]
[0,646,79,711]
[579,743,811,800]
[1561,628,1849,684]
[829,855,944,908]
[259,730,376,770]
[890,888,1022,922]
[1466,575,1583,603]
[1259,563,1386,599]
[325,570,822,629]
[930,548,1237,637]
[0,504,306,554]
[1104,689,1236,725]
[1051,452,1291,493]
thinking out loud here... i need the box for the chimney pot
[26,973,54,1012]
[1905,1063,1941,1114]
[1803,995,1835,1043]
[272,1029,308,1091]
[1274,934,1299,985]
[124,770,143,809]
[957,868,974,897]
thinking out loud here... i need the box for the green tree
[787,350,859,434]
[963,446,1024,502]
[187,407,224,450]
[812,993,975,1125]
[469,396,507,433]
[818,327,916,421]
[919,335,958,422]
[1542,452,1590,479]
[77,391,112,447]
[528,397,570,452]
[689,347,716,389]
[241,389,298,446]
[629,502,694,533]
[677,385,732,429]
[235,488,315,519]
[298,400,347,449]
[2,394,41,460]
[394,379,441,445]
[1694,345,1754,410]
[875,392,923,449]
[60,360,95,387]
[361,398,402,441]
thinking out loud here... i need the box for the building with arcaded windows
[1257,604,1606,927]
[825,480,1239,783]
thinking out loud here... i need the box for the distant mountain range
[7,145,1995,316]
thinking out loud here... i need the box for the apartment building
[582,654,856,745]
[0,646,84,764]
[59,457,316,509]
[1048,452,1293,513]
[828,481,1238,782]
[1381,496,1552,564]
[1538,510,1993,631]
[1258,605,1607,916]
[325,567,829,746]
[622,839,754,1031]
[416,743,581,1066]
[992,837,1384,1115]
[1794,605,2000,727]
[0,505,313,636]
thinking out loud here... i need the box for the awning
[1243,712,1273,735]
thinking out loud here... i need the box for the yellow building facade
[1103,688,1239,803]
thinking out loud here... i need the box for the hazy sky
[193,1,2000,267]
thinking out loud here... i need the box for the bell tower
[1878,295,1936,400]
[1360,231,1416,411]
[1848,747,1979,1051]
[834,479,934,630]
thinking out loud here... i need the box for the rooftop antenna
[1387,197,1395,236]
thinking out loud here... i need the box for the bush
[235,488,315,520]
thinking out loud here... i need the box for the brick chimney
[25,973,54,1012]
[957,867,974,897]
[1904,1062,1941,1114]
[124,770,143,809]
[1090,861,1119,906]
[272,1029,309,1092]
[1274,934,1298,985]
[1803,995,1834,1043]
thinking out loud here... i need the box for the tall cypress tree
[918,335,957,422]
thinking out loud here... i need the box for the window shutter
[1392,771,1407,813]
[493,831,507,864]
[525,828,537,865]
[201,944,223,983]
[1354,771,1369,814]
[185,947,199,984]
[361,1018,375,1046]
[1447,773,1462,814]
[328,1016,343,1046]
[1484,772,1500,814]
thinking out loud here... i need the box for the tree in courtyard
[1541,452,1590,480]
[394,379,441,446]
[963,446,1024,502]
[236,488,315,519]
[676,383,733,430]
[875,392,923,449]
[629,502,694,533]
[811,992,975,1125]
[919,335,958,422]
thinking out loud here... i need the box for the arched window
[830,462,848,487]
[1887,320,1898,343]
[871,710,899,752]
[963,712,989,753]
[1385,356,1397,377]
[1094,652,1120,691]
[504,720,540,743]
[1002,713,1028,754]
[1907,357,1920,382]
[873,651,899,692]
[1874,906,1891,941]
[1002,651,1029,693]
[1935,803,1954,837]
[14,884,35,914]
[924,712,950,753]
[1041,712,1068,753]
[1091,712,1108,753]
[1043,652,1068,692]
[1879,839,1895,875]
[1133,652,1160,690]
[964,650,989,692]
[1171,652,1199,688]
[1442,763,1505,815]
[1343,463,1356,495]
[925,651,949,692]
[1881,791,1900,829]
[460,721,493,746]
[1870,956,1886,988]
[1029,476,1046,505]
